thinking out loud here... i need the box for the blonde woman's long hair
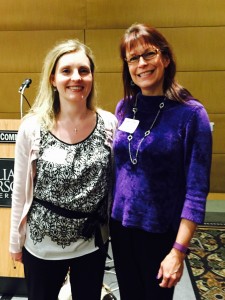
[26,39,96,130]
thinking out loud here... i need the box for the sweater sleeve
[9,119,31,253]
[9,117,40,253]
[97,108,118,146]
[181,105,212,224]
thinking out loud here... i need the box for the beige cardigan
[9,109,117,253]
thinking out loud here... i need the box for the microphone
[19,78,32,118]
[18,78,32,93]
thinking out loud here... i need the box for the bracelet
[173,242,190,255]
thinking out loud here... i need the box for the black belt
[33,197,111,258]
[34,197,92,219]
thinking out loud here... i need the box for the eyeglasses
[125,49,159,65]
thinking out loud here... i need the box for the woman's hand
[156,219,196,288]
[156,249,185,288]
[11,252,23,263]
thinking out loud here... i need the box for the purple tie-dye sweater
[111,94,212,233]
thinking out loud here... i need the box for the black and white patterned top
[25,113,112,259]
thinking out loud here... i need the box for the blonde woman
[10,39,117,300]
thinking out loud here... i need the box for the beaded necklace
[128,96,165,165]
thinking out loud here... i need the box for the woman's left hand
[156,249,185,288]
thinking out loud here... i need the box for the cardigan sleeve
[97,108,118,147]
[9,119,31,252]
[9,117,40,253]
[181,105,212,224]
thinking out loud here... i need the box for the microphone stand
[19,84,27,119]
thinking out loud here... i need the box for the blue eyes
[61,67,91,76]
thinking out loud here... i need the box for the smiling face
[51,50,93,104]
[126,43,170,96]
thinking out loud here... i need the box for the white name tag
[42,147,67,164]
[118,118,139,133]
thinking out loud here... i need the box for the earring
[130,80,135,87]
[52,86,57,92]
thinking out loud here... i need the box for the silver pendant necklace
[128,96,165,165]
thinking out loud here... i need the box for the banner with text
[0,158,14,207]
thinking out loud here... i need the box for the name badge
[118,118,139,133]
[42,147,67,164]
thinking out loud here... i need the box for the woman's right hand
[11,252,23,263]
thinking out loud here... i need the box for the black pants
[110,219,177,300]
[23,245,108,300]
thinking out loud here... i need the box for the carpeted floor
[186,225,225,300]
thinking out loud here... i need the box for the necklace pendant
[131,158,137,165]
[74,128,78,134]
[145,130,150,136]
[127,134,133,141]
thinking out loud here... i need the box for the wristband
[173,242,190,255]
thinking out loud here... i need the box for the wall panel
[208,114,225,154]
[0,1,86,30]
[87,0,225,28]
[160,27,225,71]
[0,73,39,118]
[86,29,123,73]
[0,31,84,72]
[176,71,225,114]
[210,154,225,192]
[95,73,123,112]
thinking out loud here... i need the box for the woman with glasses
[110,23,212,300]
[9,39,117,300]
